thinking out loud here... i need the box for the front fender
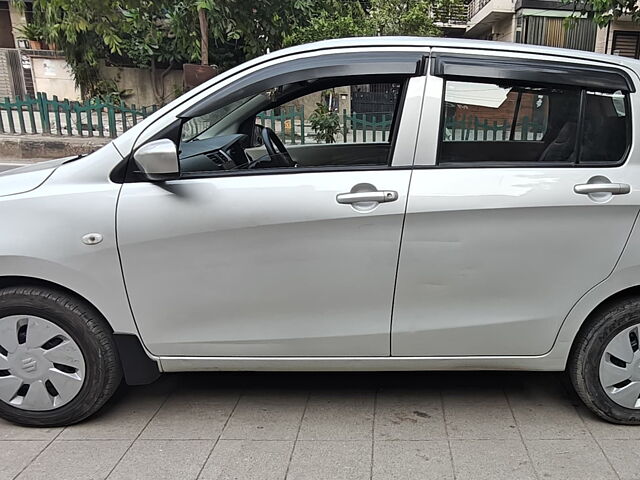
[0,143,137,335]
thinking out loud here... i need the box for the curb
[0,134,111,160]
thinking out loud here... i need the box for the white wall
[31,57,80,100]
[492,16,516,42]
[100,65,184,107]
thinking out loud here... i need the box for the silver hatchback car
[1,36,639,427]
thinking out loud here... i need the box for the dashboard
[179,134,251,174]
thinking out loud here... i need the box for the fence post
[26,95,37,134]
[342,109,347,143]
[0,98,5,133]
[461,113,467,140]
[521,116,529,141]
[40,92,51,134]
[63,99,72,136]
[5,97,15,134]
[131,104,138,126]
[300,105,305,144]
[15,96,27,134]
[86,103,94,137]
[372,116,377,142]
[352,113,356,143]
[288,106,295,144]
[382,114,387,142]
[107,105,117,138]
[96,104,104,137]
[52,95,62,135]
[121,102,128,133]
[74,101,83,137]
[280,111,285,144]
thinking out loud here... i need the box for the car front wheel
[0,286,122,427]
[569,296,640,424]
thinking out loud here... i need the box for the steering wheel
[261,126,295,167]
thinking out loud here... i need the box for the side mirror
[133,139,180,181]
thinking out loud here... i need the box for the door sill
[159,353,564,372]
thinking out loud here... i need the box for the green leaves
[309,101,341,143]
[570,0,640,26]
[28,0,454,99]
[284,0,446,46]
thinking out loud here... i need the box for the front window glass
[181,97,254,142]
[177,80,405,175]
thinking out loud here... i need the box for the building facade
[466,0,640,59]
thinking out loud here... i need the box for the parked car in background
[1,37,640,427]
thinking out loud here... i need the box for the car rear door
[392,49,640,356]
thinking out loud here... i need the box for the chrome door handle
[336,190,398,204]
[574,183,631,195]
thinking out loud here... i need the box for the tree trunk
[198,7,208,66]
[150,58,175,105]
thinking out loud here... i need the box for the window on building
[0,2,15,49]
[612,31,640,59]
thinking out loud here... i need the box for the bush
[309,103,341,143]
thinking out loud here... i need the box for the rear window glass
[438,79,629,166]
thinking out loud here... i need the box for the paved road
[0,370,638,480]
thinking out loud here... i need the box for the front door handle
[336,190,398,204]
[574,183,631,195]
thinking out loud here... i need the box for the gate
[350,83,400,127]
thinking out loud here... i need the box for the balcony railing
[467,0,492,19]
[431,4,469,26]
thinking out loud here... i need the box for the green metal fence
[444,114,545,141]
[343,110,393,143]
[256,106,305,144]
[256,107,395,144]
[0,93,159,138]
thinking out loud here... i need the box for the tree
[569,0,636,26]
[284,0,444,46]
[27,0,314,101]
[25,0,455,102]
[284,1,374,46]
[370,0,442,37]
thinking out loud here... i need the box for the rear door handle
[336,190,398,204]
[574,183,631,195]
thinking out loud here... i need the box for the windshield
[181,96,256,142]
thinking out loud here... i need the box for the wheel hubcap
[0,315,85,411]
[600,324,640,409]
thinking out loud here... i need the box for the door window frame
[414,48,635,169]
[120,48,430,183]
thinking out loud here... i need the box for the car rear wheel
[0,286,122,427]
[569,296,640,424]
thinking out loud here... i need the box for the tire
[569,296,640,424]
[0,286,122,427]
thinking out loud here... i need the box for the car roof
[269,36,640,73]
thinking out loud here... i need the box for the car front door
[116,52,426,357]
[392,50,640,356]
